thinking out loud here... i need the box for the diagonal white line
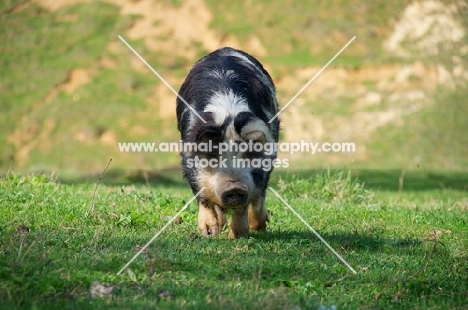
[268,36,356,123]
[268,187,357,274]
[117,187,205,275]
[118,35,206,123]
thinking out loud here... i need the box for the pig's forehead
[203,89,251,126]
[189,107,270,143]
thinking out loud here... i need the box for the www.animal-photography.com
[1,1,467,309]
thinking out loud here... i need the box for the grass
[1,171,467,309]
[5,0,466,174]
[0,2,184,172]
[365,84,468,170]
[1,1,467,307]
[206,0,408,67]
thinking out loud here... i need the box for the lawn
[1,1,467,309]
[1,171,467,309]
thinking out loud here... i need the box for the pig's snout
[221,182,248,208]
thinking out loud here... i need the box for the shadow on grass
[251,229,423,252]
[271,168,468,192]
[97,230,428,280]
[56,167,468,192]
[2,225,461,309]
[58,167,187,188]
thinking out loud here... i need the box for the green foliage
[278,169,371,203]
[206,0,408,66]
[3,4,108,169]
[0,172,467,309]
[367,83,468,169]
[1,0,467,306]
[1,0,467,173]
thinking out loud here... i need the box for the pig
[176,47,280,238]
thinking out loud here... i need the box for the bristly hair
[176,47,280,140]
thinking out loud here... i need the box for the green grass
[1,1,467,306]
[206,0,408,67]
[365,84,468,170]
[1,0,467,173]
[1,171,467,309]
[0,1,196,173]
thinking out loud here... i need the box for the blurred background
[1,0,467,182]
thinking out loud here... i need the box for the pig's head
[183,109,277,210]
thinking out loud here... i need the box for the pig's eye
[244,149,263,159]
[200,148,218,159]
[195,127,222,143]
[207,150,218,158]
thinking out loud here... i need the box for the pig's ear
[240,118,274,144]
[243,130,267,144]
[195,126,222,143]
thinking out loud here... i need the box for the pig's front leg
[198,202,226,237]
[248,195,268,231]
[228,208,249,239]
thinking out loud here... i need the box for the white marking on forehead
[204,90,250,125]
[224,50,257,67]
[208,69,238,80]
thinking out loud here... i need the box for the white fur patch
[182,109,197,133]
[204,90,251,125]
[208,69,238,81]
[223,50,257,67]
[222,49,274,89]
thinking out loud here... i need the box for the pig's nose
[221,184,248,207]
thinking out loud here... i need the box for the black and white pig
[176,47,280,238]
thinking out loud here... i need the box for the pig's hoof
[228,210,249,238]
[198,205,226,237]
[248,199,268,231]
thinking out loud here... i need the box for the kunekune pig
[176,47,280,238]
